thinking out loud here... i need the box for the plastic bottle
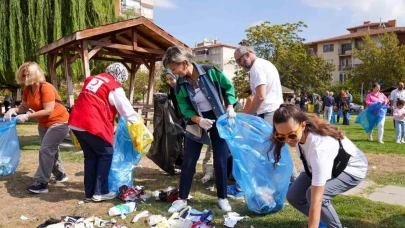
[108,202,137,216]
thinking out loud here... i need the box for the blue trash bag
[108,116,142,193]
[355,101,387,133]
[0,118,20,177]
[338,109,351,120]
[217,113,293,214]
[330,111,336,124]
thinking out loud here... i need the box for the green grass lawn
[13,119,405,227]
[337,115,404,155]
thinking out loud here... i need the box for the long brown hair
[270,104,345,166]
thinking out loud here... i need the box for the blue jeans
[179,110,228,199]
[395,120,405,141]
[72,130,114,198]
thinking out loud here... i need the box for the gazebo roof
[36,16,190,61]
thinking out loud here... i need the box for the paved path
[343,180,405,207]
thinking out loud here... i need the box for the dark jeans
[342,111,350,125]
[3,101,10,112]
[72,130,114,198]
[179,110,228,199]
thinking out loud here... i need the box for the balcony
[338,48,353,56]
[339,64,361,71]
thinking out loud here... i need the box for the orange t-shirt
[22,82,69,128]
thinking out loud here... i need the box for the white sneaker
[168,200,187,214]
[378,140,384,144]
[368,135,373,141]
[401,139,405,143]
[92,192,116,202]
[396,140,401,144]
[218,198,232,212]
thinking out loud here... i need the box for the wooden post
[48,52,58,89]
[129,62,140,104]
[132,28,137,50]
[63,49,75,107]
[81,40,91,78]
[146,58,155,105]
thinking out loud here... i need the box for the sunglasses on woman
[273,124,303,142]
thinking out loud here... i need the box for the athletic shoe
[28,180,49,194]
[92,192,116,202]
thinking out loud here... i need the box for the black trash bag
[147,94,184,175]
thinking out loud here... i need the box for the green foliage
[0,0,117,91]
[348,33,405,89]
[243,21,334,93]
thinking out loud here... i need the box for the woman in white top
[271,104,368,228]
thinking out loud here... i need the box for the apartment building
[114,0,154,21]
[192,39,237,80]
[307,20,405,83]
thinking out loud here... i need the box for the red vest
[68,73,121,145]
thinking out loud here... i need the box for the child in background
[314,97,322,116]
[393,99,405,144]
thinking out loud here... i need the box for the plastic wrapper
[0,118,20,176]
[128,118,153,152]
[217,114,293,214]
[147,94,184,175]
[108,116,142,193]
[355,101,387,133]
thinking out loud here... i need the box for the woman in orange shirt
[4,62,70,194]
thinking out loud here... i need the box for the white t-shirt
[295,133,368,186]
[249,58,284,114]
[390,88,405,108]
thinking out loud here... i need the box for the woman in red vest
[68,63,140,202]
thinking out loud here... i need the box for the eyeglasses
[236,52,247,64]
[273,124,303,142]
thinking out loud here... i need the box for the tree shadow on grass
[1,171,85,202]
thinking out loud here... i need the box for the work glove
[198,118,215,131]
[227,107,236,118]
[16,114,29,124]
[4,108,17,121]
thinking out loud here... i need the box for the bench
[133,103,154,130]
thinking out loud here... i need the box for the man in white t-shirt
[390,82,405,109]
[234,45,284,126]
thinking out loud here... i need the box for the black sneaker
[28,181,49,194]
[55,174,69,183]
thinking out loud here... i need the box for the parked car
[350,103,364,112]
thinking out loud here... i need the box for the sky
[153,0,405,47]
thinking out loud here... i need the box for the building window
[308,48,314,55]
[323,44,334,52]
[325,59,333,64]
[342,43,352,51]
[195,49,209,56]
[142,7,153,17]
[211,49,221,55]
[339,73,344,83]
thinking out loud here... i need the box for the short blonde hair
[15,62,46,84]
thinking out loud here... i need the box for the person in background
[323,91,334,122]
[163,46,236,213]
[4,62,70,194]
[365,83,389,143]
[340,91,350,125]
[68,63,140,202]
[314,97,322,117]
[3,95,11,112]
[166,70,184,173]
[393,99,405,144]
[390,82,405,128]
[271,104,368,228]
[300,92,308,113]
[345,89,353,104]
[234,42,284,126]
[335,89,343,124]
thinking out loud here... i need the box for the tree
[0,0,116,98]
[347,32,405,89]
[243,21,334,94]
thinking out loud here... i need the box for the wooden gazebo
[36,16,190,107]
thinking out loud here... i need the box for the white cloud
[301,0,405,24]
[251,20,265,27]
[154,0,177,9]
